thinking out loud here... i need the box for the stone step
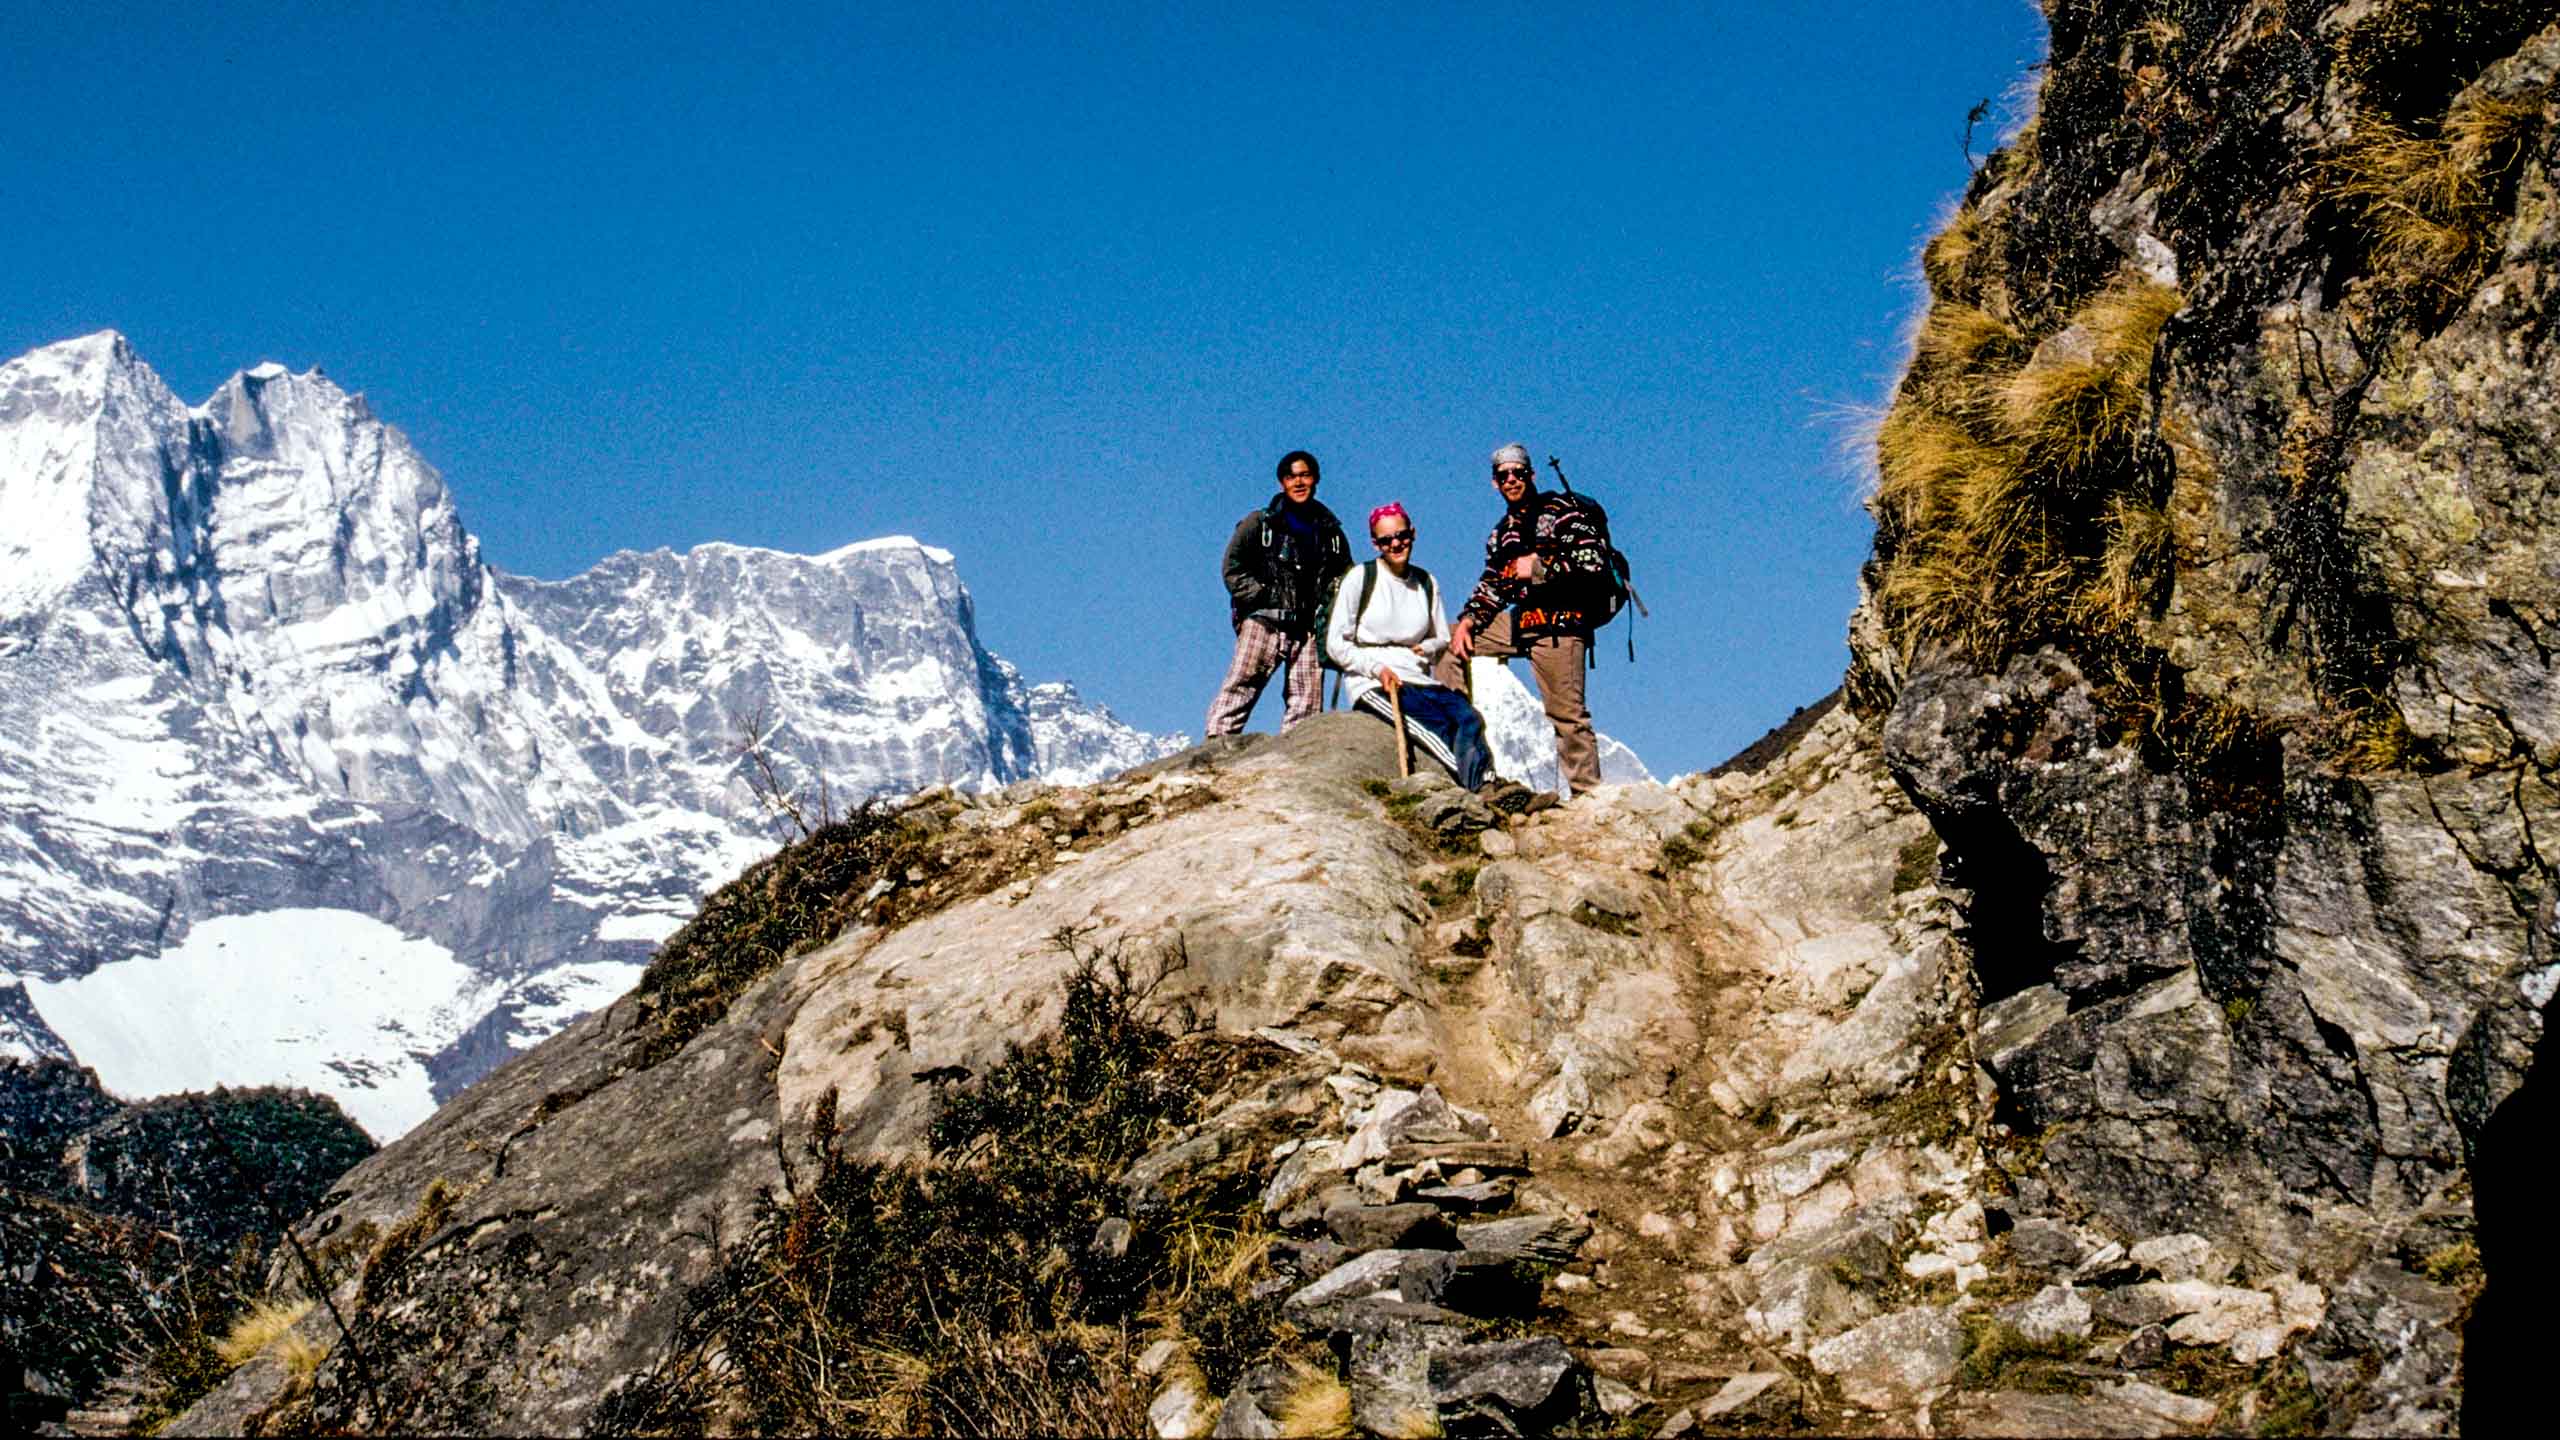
[1381,1141,1531,1173]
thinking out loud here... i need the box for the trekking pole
[1390,684,1412,777]
[1545,454,1574,493]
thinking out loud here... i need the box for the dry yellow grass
[1922,205,1982,294]
[1872,408,2005,535]
[215,1298,316,1367]
[1872,260,2186,665]
[277,1330,330,1386]
[2087,495,2175,628]
[843,1344,937,1437]
[1143,1213,1269,1321]
[2329,95,2540,299]
[1260,1359,1352,1438]
[1916,302,2021,377]
[1999,280,2182,475]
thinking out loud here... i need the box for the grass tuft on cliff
[1860,2,2557,778]
[625,807,930,1068]
[1872,264,2183,671]
[2326,93,2541,320]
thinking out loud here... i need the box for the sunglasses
[1494,467,1532,481]
[1372,530,1415,549]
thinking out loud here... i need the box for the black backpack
[1520,467,1644,660]
[1248,501,1351,629]
[1546,493,1632,624]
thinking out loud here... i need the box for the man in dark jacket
[1206,450,1353,735]
[1436,442,1605,795]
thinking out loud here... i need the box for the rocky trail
[57,1375,145,1438]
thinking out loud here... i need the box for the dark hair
[1276,450,1320,482]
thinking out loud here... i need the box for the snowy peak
[0,329,144,400]
[813,534,958,567]
[0,331,1183,1134]
[0,330,195,615]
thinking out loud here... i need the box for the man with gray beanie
[1437,443,1607,796]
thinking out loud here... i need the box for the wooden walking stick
[1390,682,1412,777]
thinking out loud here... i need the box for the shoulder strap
[1350,559,1381,636]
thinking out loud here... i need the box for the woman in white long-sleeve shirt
[1326,502,1494,791]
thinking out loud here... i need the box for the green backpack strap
[1332,560,1392,708]
[1329,560,1374,708]
[1350,559,1382,635]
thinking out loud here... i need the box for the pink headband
[1367,501,1410,535]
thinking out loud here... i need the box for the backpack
[1514,485,1644,661]
[1322,560,1436,704]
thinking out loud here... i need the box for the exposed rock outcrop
[162,4,2557,1435]
[1849,1,2558,1432]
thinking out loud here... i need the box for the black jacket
[1222,494,1351,631]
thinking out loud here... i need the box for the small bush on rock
[626,807,922,1068]
[599,933,1302,1437]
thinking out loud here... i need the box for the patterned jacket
[1458,488,1614,633]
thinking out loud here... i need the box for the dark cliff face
[1852,1,2556,1429]
[0,1062,375,1413]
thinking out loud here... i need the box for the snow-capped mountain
[1468,660,1654,792]
[0,332,1179,1138]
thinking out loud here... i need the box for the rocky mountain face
[0,333,1180,1138]
[1848,1,2556,1430]
[1,1060,373,1425]
[155,701,2391,1437]
[126,3,2557,1435]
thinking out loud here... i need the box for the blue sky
[3,2,2046,778]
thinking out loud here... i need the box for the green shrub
[1958,1317,2085,1391]
[626,808,929,1068]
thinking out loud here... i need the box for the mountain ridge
[0,331,1186,1135]
[0,330,1645,1139]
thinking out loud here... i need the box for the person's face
[1372,518,1415,568]
[1493,459,1533,504]
[1280,461,1319,504]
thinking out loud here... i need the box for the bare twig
[732,698,838,839]
[1962,97,1992,169]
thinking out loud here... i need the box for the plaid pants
[1205,618,1324,735]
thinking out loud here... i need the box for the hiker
[1206,450,1353,736]
[1437,442,1604,796]
[1324,501,1498,792]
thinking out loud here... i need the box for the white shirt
[1325,561,1452,712]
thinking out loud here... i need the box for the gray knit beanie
[1491,443,1531,471]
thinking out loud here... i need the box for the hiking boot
[1479,779,1536,814]
[1522,790,1562,815]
